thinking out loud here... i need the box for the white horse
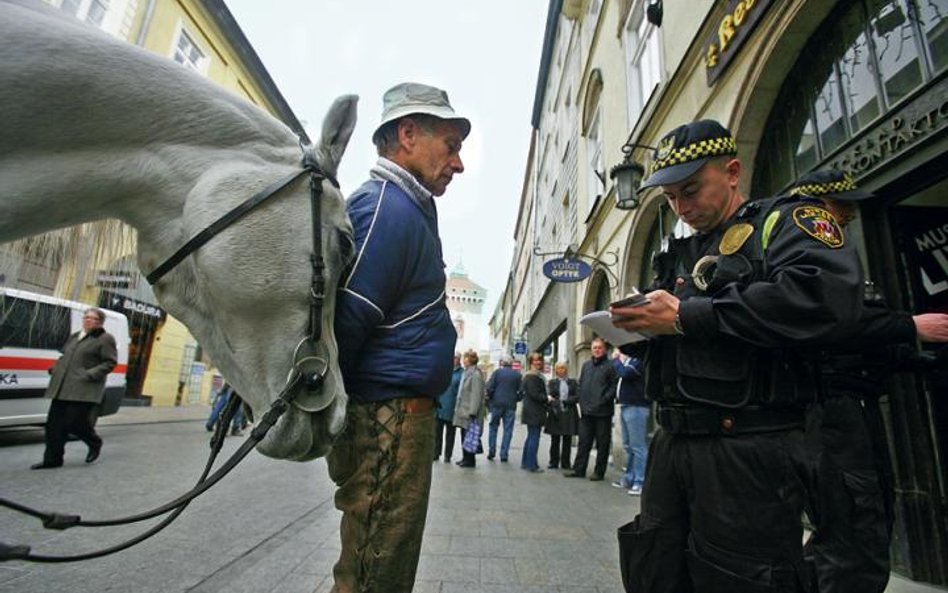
[0,0,356,461]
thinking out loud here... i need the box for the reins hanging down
[0,145,335,563]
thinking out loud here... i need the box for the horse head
[0,1,358,461]
[145,96,358,461]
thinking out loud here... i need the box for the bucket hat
[372,82,471,143]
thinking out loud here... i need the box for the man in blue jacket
[330,82,469,593]
[485,356,522,462]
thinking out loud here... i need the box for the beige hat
[372,82,471,143]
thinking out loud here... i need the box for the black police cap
[789,170,873,201]
[640,119,737,189]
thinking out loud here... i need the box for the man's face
[822,197,858,227]
[590,341,606,359]
[661,158,741,233]
[82,311,102,332]
[555,364,567,378]
[400,117,465,196]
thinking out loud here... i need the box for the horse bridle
[0,142,338,563]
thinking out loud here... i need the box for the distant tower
[445,260,487,354]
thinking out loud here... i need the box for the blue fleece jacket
[334,178,457,402]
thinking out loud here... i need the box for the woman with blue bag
[453,350,487,468]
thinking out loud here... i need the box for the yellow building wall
[138,0,283,111]
[141,316,192,406]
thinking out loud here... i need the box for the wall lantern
[609,142,655,211]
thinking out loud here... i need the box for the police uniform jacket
[649,195,864,410]
[45,327,117,404]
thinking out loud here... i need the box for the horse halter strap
[145,144,338,346]
[0,145,338,563]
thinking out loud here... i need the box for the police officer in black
[787,170,948,593]
[611,120,865,593]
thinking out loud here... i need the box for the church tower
[445,261,487,354]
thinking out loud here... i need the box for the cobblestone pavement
[0,405,942,592]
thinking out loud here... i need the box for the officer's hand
[610,289,679,335]
[914,313,948,343]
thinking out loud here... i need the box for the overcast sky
[226,0,549,332]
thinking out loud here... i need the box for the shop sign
[542,258,592,283]
[896,206,948,313]
[704,0,776,86]
[96,271,134,289]
[828,78,948,177]
[107,293,166,321]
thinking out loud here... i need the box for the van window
[0,296,71,350]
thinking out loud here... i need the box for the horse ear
[315,94,358,179]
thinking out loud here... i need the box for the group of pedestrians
[431,340,650,490]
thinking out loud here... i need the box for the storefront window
[753,0,944,196]
[815,68,848,154]
[791,110,818,183]
[869,0,925,105]
[916,0,948,72]
[839,31,882,133]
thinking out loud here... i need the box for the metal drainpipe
[134,0,157,46]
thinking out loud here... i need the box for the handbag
[462,418,482,454]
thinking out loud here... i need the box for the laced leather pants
[327,398,435,593]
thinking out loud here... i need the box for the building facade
[497,0,947,584]
[1,0,305,407]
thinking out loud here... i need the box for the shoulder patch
[719,223,754,255]
[791,206,844,248]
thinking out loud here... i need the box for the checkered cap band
[649,136,737,176]
[789,174,857,197]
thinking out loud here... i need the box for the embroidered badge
[719,223,754,255]
[792,206,844,248]
[656,135,675,162]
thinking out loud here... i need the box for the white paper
[579,310,649,345]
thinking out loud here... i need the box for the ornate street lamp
[609,142,655,211]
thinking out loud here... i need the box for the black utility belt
[657,405,804,436]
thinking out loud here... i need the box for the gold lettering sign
[705,0,775,86]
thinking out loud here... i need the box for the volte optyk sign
[542,258,593,283]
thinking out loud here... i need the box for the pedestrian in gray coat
[453,350,486,468]
[31,307,117,469]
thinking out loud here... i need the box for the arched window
[752,0,947,197]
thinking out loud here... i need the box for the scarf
[369,157,437,220]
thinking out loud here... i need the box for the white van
[0,288,130,427]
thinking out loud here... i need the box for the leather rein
[0,143,337,563]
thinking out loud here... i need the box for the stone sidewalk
[93,404,948,592]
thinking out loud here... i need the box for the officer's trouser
[619,427,812,593]
[804,395,891,593]
[326,397,435,593]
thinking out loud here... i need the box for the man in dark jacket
[610,120,865,592]
[31,307,117,469]
[330,82,469,593]
[485,356,521,462]
[788,170,948,593]
[565,338,617,481]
